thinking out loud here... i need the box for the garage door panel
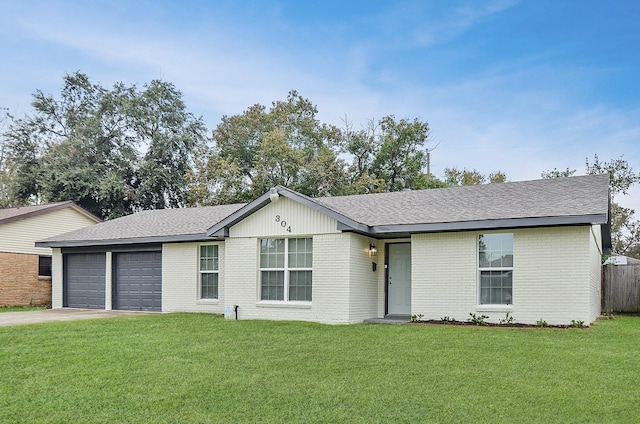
[113,252,162,311]
[64,253,106,309]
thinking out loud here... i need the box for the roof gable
[0,201,101,226]
[206,187,368,237]
[228,196,340,237]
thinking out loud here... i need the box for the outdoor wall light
[369,243,378,272]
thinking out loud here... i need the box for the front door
[387,243,411,315]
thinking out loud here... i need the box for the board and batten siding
[411,226,598,326]
[229,196,340,238]
[0,208,98,256]
[162,242,225,314]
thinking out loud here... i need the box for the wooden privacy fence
[602,265,640,313]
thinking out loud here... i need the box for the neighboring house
[605,255,640,266]
[0,202,101,307]
[37,175,611,326]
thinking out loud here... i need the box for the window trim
[198,243,220,301]
[259,237,313,303]
[477,233,514,306]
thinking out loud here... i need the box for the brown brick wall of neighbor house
[0,252,52,307]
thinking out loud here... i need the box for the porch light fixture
[369,243,378,272]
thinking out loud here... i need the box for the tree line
[0,72,638,257]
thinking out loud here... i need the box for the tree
[540,167,576,179]
[340,115,440,193]
[0,107,12,208]
[542,155,640,258]
[130,80,206,210]
[444,168,507,186]
[339,117,386,194]
[371,116,431,192]
[189,91,348,205]
[3,72,205,219]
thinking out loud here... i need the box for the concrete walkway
[0,309,150,327]
[364,315,411,324]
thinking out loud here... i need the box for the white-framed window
[199,244,219,299]
[260,238,312,302]
[478,233,513,305]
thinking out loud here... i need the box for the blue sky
[1,0,639,210]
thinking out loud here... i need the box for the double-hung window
[199,245,219,299]
[478,233,513,305]
[260,238,312,302]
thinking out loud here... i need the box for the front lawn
[1,314,639,423]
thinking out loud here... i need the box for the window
[38,256,52,277]
[260,238,312,302]
[199,245,219,299]
[478,233,513,305]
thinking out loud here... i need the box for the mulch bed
[407,320,585,329]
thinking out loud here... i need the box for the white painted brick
[347,234,379,322]
[51,248,63,308]
[410,226,600,326]
[162,242,225,314]
[221,233,370,324]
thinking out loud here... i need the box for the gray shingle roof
[314,174,610,226]
[37,203,245,246]
[38,174,610,248]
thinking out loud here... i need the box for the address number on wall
[275,215,292,232]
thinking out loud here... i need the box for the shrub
[468,313,489,326]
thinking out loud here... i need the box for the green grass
[1,314,639,423]
[0,305,47,313]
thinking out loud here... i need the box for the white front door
[387,243,411,315]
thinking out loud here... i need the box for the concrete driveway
[0,309,150,327]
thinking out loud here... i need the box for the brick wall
[162,242,226,314]
[411,226,597,326]
[347,234,379,322]
[0,252,51,307]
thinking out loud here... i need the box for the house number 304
[275,215,292,232]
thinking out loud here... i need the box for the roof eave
[35,233,211,248]
[368,214,609,236]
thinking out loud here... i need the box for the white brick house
[37,175,611,326]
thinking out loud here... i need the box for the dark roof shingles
[39,174,609,244]
[315,174,609,226]
[39,203,245,243]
